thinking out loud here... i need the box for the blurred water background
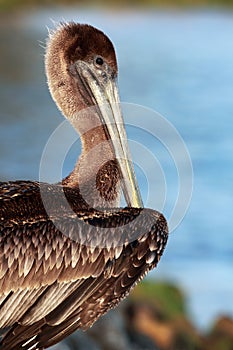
[0,6,232,331]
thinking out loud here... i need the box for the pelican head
[45,23,143,208]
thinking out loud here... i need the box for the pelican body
[0,23,168,349]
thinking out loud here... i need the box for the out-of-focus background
[0,0,233,349]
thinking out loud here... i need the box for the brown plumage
[0,22,168,350]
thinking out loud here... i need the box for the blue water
[0,8,233,329]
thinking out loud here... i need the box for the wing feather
[21,281,83,325]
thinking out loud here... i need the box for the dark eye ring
[95,57,104,66]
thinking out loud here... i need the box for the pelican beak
[74,61,143,208]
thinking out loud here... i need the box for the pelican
[0,23,168,349]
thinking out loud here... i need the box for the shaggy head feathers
[45,23,117,118]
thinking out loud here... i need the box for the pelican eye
[95,57,104,66]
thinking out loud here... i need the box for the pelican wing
[0,181,168,349]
